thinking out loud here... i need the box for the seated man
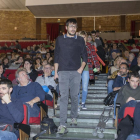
[35,64,57,101]
[107,58,128,94]
[0,64,6,80]
[11,68,45,122]
[0,79,24,140]
[112,63,129,91]
[116,72,140,119]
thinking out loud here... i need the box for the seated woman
[45,52,53,63]
[2,57,9,70]
[34,57,43,71]
[24,58,38,82]
[108,56,122,78]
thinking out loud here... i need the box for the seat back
[8,74,15,81]
[124,107,135,118]
[4,69,16,77]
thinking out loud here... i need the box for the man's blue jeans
[126,134,140,140]
[0,130,17,140]
[118,100,137,119]
[107,79,114,94]
[78,71,89,104]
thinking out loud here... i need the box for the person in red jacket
[78,31,100,110]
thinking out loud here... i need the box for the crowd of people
[0,18,140,140]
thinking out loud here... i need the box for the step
[91,84,106,87]
[56,108,113,116]
[69,98,104,103]
[98,73,107,76]
[54,122,114,128]
[87,86,107,90]
[80,89,107,93]
[95,81,106,84]
[38,132,116,140]
[86,94,107,98]
[67,103,105,109]
[53,115,114,125]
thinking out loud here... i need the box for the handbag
[104,90,119,106]
[0,123,14,132]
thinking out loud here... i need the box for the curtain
[46,23,59,41]
[131,21,135,37]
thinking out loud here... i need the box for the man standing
[54,18,87,136]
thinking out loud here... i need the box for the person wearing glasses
[11,68,45,123]
[35,64,57,101]
[54,18,87,136]
[112,63,129,92]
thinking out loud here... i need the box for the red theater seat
[4,69,17,77]
[8,74,15,81]
[124,107,135,118]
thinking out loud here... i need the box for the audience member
[2,57,9,70]
[112,63,129,91]
[123,50,129,60]
[24,59,38,82]
[34,57,43,71]
[109,56,122,76]
[127,53,135,66]
[11,68,45,122]
[0,64,6,80]
[35,64,57,101]
[15,41,22,52]
[0,79,24,139]
[45,52,53,63]
[128,36,135,45]
[116,72,140,119]
[110,43,120,56]
[131,44,139,53]
[9,43,16,50]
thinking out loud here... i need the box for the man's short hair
[96,30,99,33]
[43,63,52,68]
[0,79,13,88]
[119,62,129,70]
[66,18,77,26]
[129,72,140,79]
[91,30,96,34]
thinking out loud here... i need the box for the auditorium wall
[0,10,140,40]
[0,11,36,40]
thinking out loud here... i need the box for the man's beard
[120,72,127,76]
[67,31,76,36]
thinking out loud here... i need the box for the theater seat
[4,69,17,78]
[123,107,135,118]
[8,74,15,81]
[22,102,48,125]
[115,106,135,128]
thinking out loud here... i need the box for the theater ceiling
[0,0,140,17]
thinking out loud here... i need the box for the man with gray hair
[11,67,45,122]
[35,64,57,101]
